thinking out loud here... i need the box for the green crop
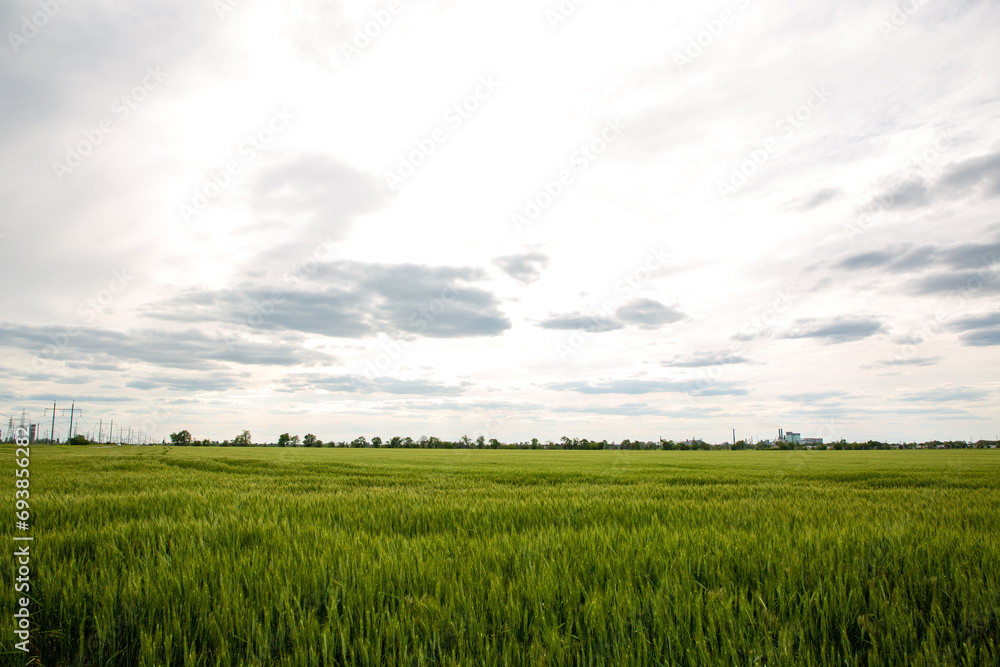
[1,447,997,665]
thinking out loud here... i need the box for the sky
[1,0,999,445]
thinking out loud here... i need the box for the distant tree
[233,430,252,447]
[68,434,91,446]
[389,436,403,448]
[475,435,485,449]
[170,430,192,446]
[530,438,539,449]
[460,435,473,449]
[278,433,291,447]
[732,440,747,451]
[351,436,368,448]
[303,434,318,447]
[371,436,383,448]
[290,435,301,446]
[488,438,501,449]
[403,437,415,448]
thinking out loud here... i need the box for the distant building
[777,429,801,444]
[801,437,823,446]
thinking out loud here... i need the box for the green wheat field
[2,447,999,665]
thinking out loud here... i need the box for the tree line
[163,431,1000,450]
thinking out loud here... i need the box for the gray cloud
[835,244,936,272]
[897,386,992,403]
[947,312,1000,332]
[1,369,90,385]
[777,391,854,403]
[538,298,684,333]
[836,250,895,270]
[0,323,331,371]
[828,233,1000,298]
[938,239,1000,268]
[493,252,550,285]
[552,403,717,418]
[2,393,137,404]
[125,371,249,393]
[616,299,686,329]
[280,373,466,396]
[862,356,943,369]
[65,361,128,372]
[892,334,927,345]
[795,188,841,211]
[142,261,511,340]
[0,1,217,130]
[959,330,1000,347]
[937,151,1000,198]
[909,271,1000,297]
[862,150,1000,217]
[661,351,750,368]
[538,314,623,333]
[244,153,385,248]
[782,317,884,344]
[867,178,931,211]
[546,378,747,397]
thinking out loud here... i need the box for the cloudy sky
[2,0,999,444]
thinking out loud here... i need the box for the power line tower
[44,402,82,443]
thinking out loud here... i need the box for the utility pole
[109,419,113,444]
[733,428,736,445]
[45,403,79,443]
[98,419,102,443]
